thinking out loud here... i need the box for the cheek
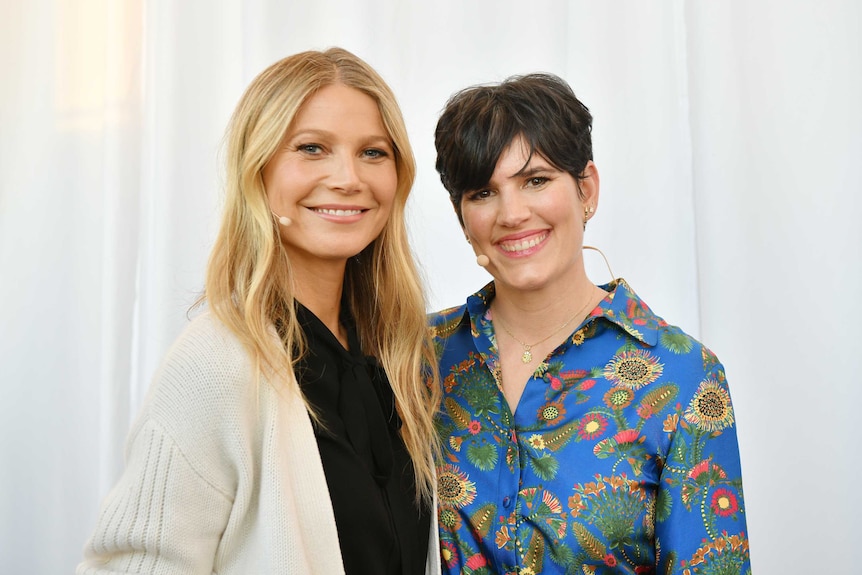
[261,167,277,203]
[376,176,399,223]
[373,167,398,205]
[262,162,301,206]
[461,206,491,240]
[384,174,399,203]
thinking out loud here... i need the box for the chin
[495,272,550,293]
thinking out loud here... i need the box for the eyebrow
[512,163,554,179]
[363,135,394,147]
[287,129,392,147]
[286,128,333,140]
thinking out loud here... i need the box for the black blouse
[293,304,430,575]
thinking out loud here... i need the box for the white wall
[687,2,862,567]
[0,1,859,572]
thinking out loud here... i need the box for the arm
[654,364,750,575]
[77,419,233,575]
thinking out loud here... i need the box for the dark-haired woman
[430,74,749,574]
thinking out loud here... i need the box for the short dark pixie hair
[434,73,593,224]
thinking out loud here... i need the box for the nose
[497,189,530,227]
[327,152,362,194]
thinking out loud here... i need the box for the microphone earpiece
[272,211,292,226]
[476,254,490,267]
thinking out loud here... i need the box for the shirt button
[503,496,511,507]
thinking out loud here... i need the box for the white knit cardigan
[77,312,441,575]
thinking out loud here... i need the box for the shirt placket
[474,313,522,573]
[494,424,520,572]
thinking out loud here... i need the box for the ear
[579,161,600,209]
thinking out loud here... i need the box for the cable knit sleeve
[77,418,233,575]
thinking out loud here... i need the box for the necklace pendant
[521,349,533,363]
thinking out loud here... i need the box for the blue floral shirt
[430,279,749,575]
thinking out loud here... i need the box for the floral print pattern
[431,279,749,574]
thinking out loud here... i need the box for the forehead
[290,83,388,136]
[491,135,550,179]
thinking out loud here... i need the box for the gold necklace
[494,292,596,364]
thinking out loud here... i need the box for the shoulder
[428,282,494,342]
[629,312,728,407]
[163,311,251,375]
[145,312,255,415]
[428,305,471,363]
[132,313,268,477]
[600,312,735,433]
[428,304,468,333]
[652,321,724,381]
[602,279,726,387]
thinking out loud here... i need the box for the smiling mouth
[498,231,549,253]
[311,208,365,216]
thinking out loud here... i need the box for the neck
[491,273,602,341]
[292,260,348,345]
[493,266,596,313]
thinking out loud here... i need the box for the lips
[497,231,549,253]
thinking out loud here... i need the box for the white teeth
[314,208,362,216]
[500,233,547,252]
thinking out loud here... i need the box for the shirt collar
[463,278,662,347]
[590,278,662,346]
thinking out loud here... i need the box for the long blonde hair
[204,48,440,504]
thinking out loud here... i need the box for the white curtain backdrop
[1,1,859,572]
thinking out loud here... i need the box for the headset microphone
[272,212,292,226]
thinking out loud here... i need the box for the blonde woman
[78,48,440,575]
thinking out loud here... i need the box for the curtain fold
[1,0,144,570]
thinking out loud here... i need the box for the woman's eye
[527,176,548,187]
[466,189,493,201]
[297,144,323,154]
[363,148,389,159]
